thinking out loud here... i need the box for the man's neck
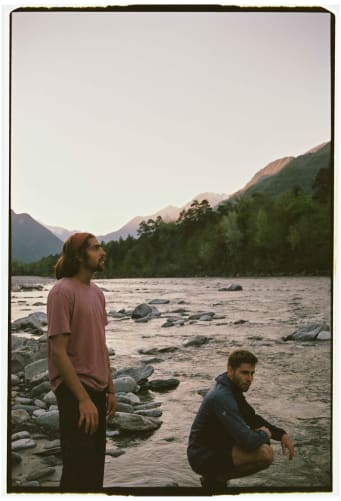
[73,268,93,286]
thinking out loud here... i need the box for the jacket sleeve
[244,400,286,441]
[213,392,270,451]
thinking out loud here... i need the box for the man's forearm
[106,347,115,393]
[52,350,90,402]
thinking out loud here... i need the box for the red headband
[70,233,92,253]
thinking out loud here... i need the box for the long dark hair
[55,233,95,279]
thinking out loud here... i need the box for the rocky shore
[9,277,332,491]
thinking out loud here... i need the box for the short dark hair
[227,350,258,369]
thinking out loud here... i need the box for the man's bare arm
[105,346,117,417]
[50,334,99,434]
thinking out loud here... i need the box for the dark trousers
[55,382,107,492]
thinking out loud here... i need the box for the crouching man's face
[227,363,256,392]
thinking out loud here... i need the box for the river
[11,276,332,491]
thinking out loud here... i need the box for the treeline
[12,168,332,278]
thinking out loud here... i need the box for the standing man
[47,232,116,492]
[187,350,295,491]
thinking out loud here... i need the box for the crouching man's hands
[281,433,295,460]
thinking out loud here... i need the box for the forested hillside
[12,164,332,277]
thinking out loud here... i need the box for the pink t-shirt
[47,277,109,392]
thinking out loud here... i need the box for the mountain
[44,224,80,242]
[97,192,229,243]
[232,142,330,200]
[11,210,63,262]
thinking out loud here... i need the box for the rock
[20,284,44,291]
[117,402,135,413]
[26,467,55,481]
[12,312,47,332]
[15,396,33,404]
[234,319,248,324]
[11,374,20,385]
[12,431,31,441]
[11,334,27,350]
[108,311,127,319]
[317,330,331,340]
[20,480,40,487]
[198,388,210,397]
[134,402,161,411]
[43,439,61,449]
[106,430,120,438]
[106,448,126,458]
[11,452,22,465]
[43,390,57,405]
[188,312,215,321]
[108,412,162,432]
[162,318,185,328]
[12,438,37,451]
[124,392,141,405]
[112,376,138,393]
[135,409,162,418]
[114,365,154,384]
[33,409,47,417]
[199,314,214,321]
[132,304,152,319]
[36,410,60,433]
[283,323,331,342]
[34,399,47,409]
[142,357,164,365]
[24,359,48,382]
[107,346,116,356]
[12,404,38,414]
[31,381,51,399]
[184,335,209,347]
[12,409,30,426]
[148,378,180,392]
[11,351,33,373]
[218,283,243,291]
[148,299,170,304]
[138,346,178,355]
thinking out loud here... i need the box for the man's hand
[107,392,117,418]
[78,398,99,435]
[281,433,295,460]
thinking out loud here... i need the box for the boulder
[11,438,37,451]
[116,402,135,414]
[135,409,162,418]
[12,312,47,332]
[11,431,31,441]
[43,391,57,405]
[132,304,152,319]
[148,378,180,392]
[107,412,162,432]
[12,409,30,426]
[283,323,331,342]
[183,335,209,347]
[36,410,60,433]
[30,381,51,399]
[114,365,154,383]
[112,376,138,394]
[24,359,48,382]
[218,283,243,291]
[138,346,178,355]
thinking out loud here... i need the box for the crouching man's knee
[258,444,274,467]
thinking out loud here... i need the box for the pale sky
[10,8,332,235]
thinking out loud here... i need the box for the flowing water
[11,276,332,490]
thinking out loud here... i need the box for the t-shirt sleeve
[47,289,73,337]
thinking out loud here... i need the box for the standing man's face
[227,363,256,392]
[83,237,106,272]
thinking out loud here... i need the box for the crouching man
[187,350,294,491]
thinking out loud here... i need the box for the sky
[10,7,332,235]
